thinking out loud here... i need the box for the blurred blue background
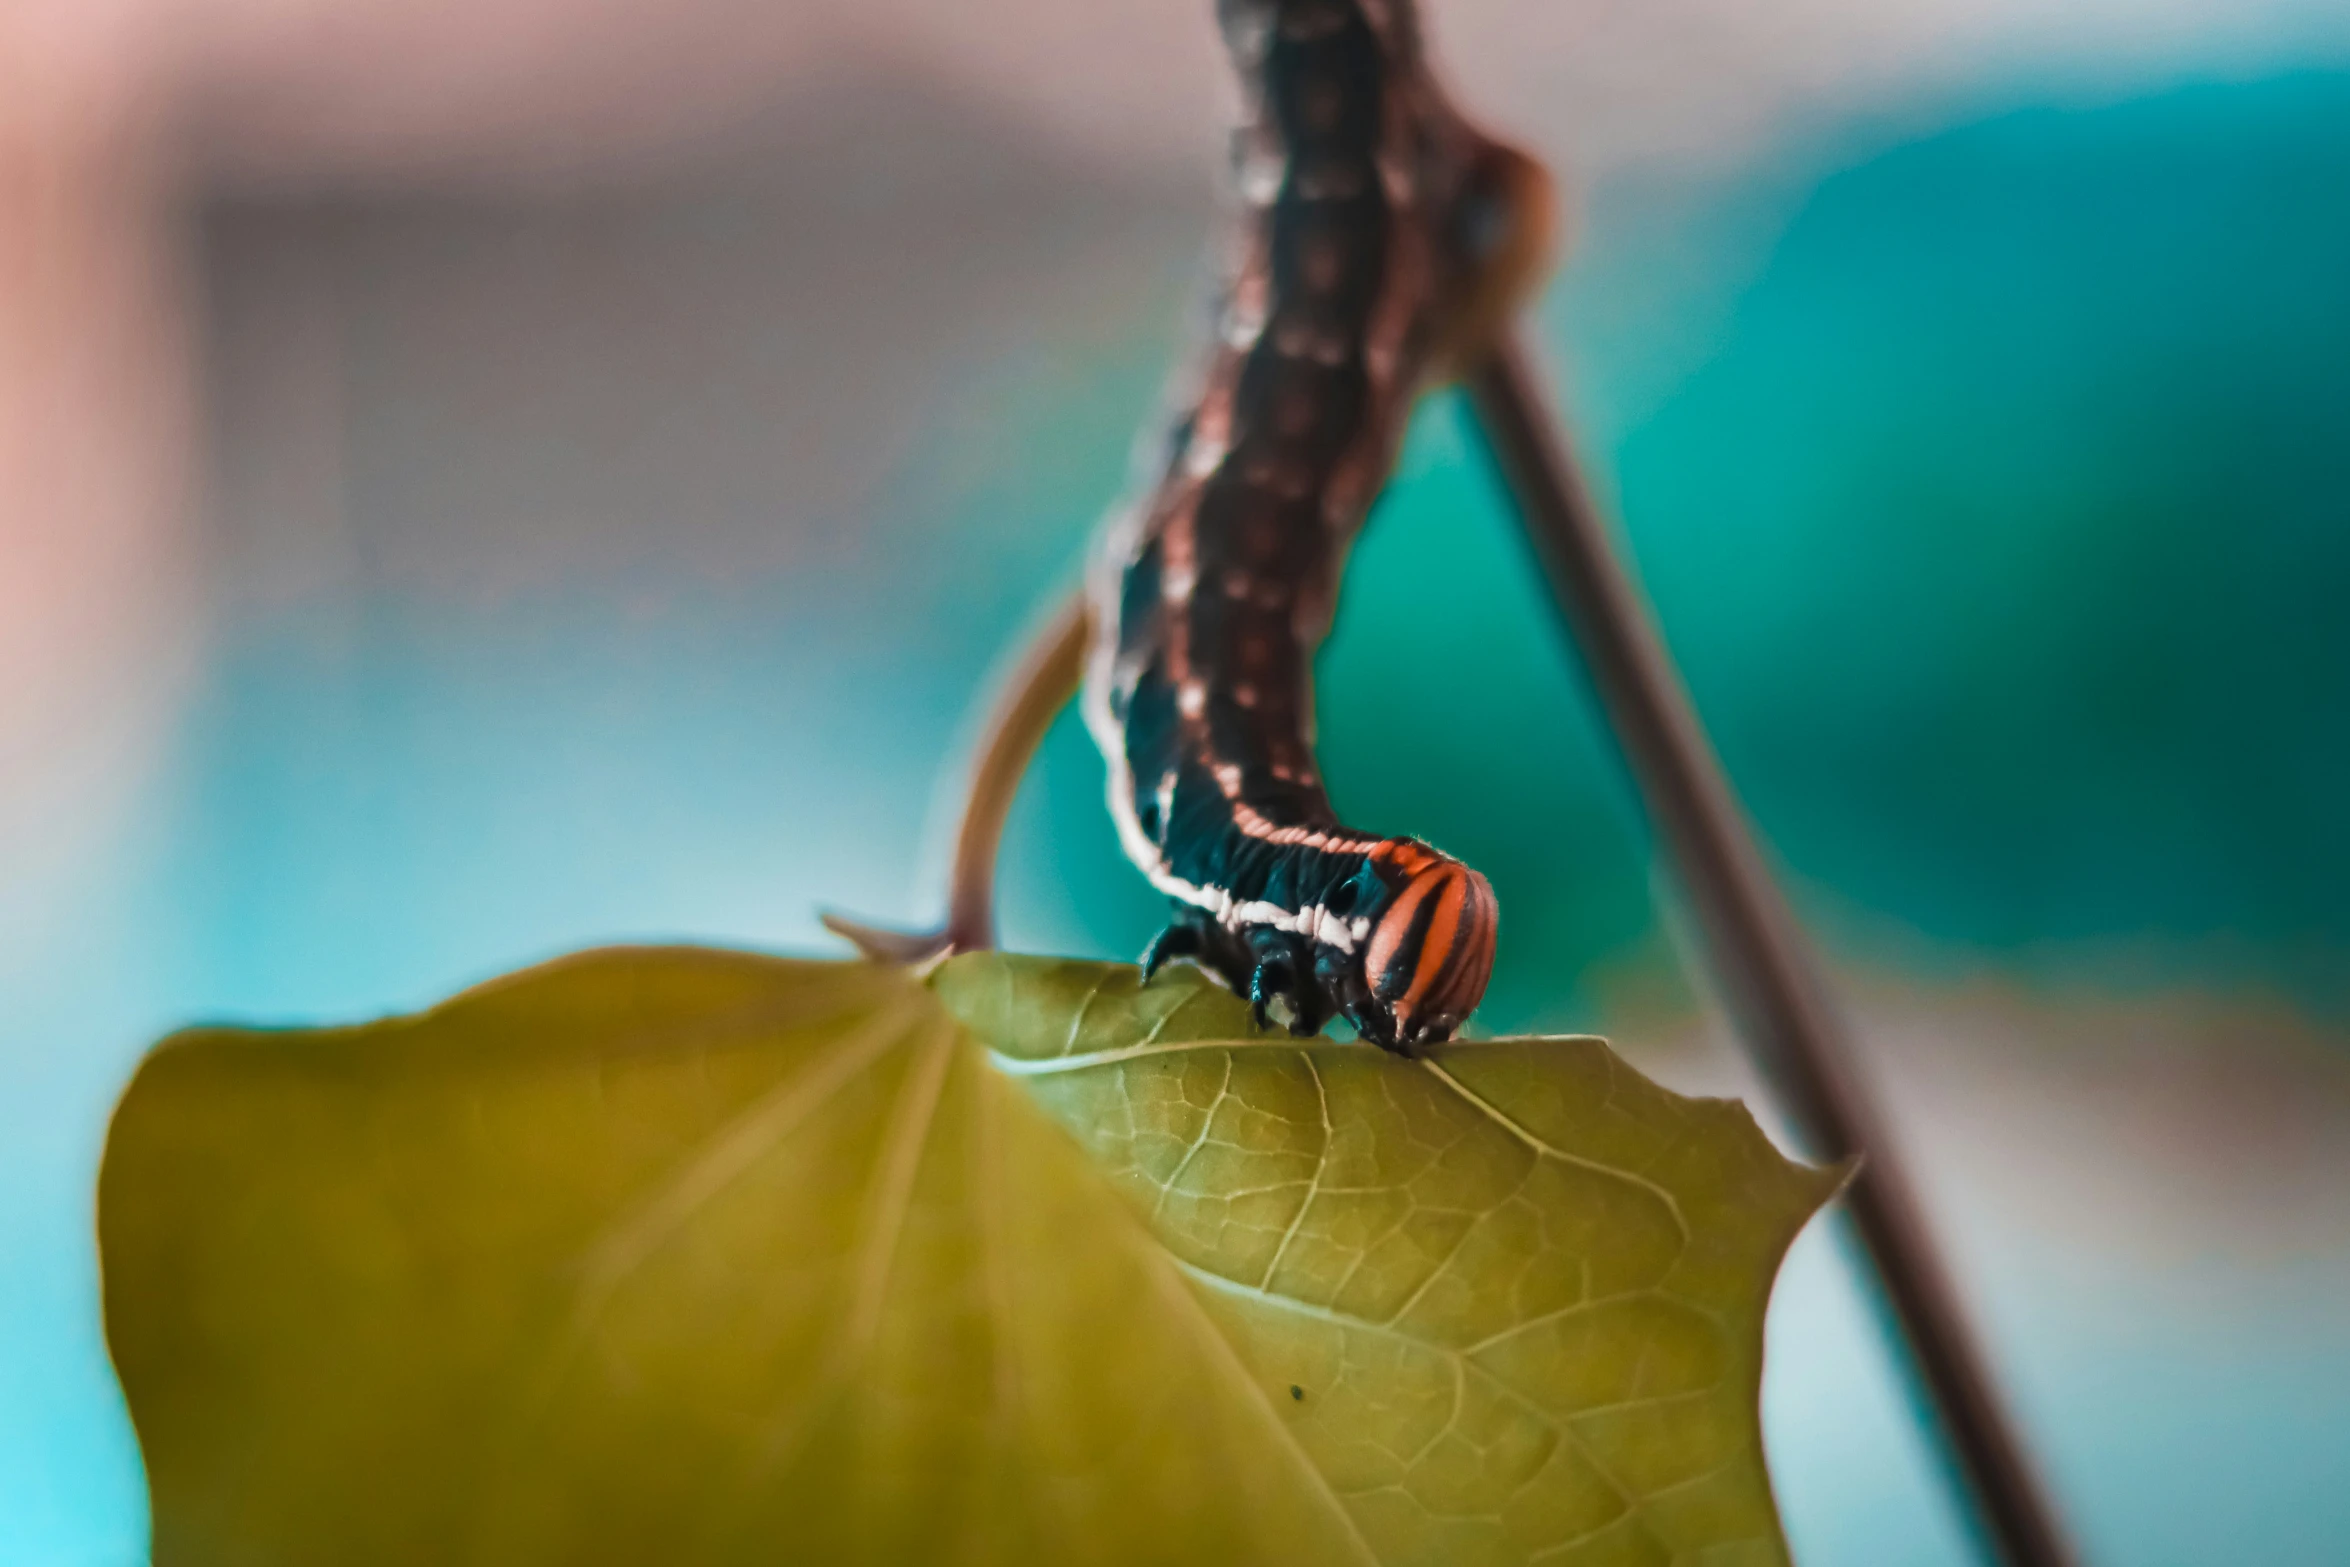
[2,7,2347,1563]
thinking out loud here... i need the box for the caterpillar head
[1343,842,1498,1051]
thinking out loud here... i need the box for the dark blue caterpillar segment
[1084,0,1515,1051]
[1188,4,1387,805]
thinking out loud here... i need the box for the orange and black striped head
[1355,842,1498,1051]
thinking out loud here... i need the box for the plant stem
[823,594,1088,962]
[1461,332,2080,1567]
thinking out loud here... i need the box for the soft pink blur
[0,5,190,902]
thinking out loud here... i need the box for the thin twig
[1461,332,2079,1567]
[823,594,1089,963]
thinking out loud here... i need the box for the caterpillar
[1082,0,1552,1052]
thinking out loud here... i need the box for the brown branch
[1461,332,2079,1567]
[823,593,1088,964]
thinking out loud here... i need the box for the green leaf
[102,947,1836,1566]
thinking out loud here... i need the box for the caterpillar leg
[1244,927,1326,1038]
[1139,918,1206,983]
[1143,906,1259,996]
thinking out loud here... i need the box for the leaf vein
[1144,1243,1382,1567]
[1418,1057,1691,1244]
[1257,1053,1332,1290]
[1150,1053,1234,1222]
[1171,1259,1645,1517]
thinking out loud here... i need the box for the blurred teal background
[3,30,2349,1567]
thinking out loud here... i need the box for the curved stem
[823,593,1088,963]
[942,594,1090,950]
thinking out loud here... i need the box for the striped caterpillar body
[1082,0,1551,1051]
